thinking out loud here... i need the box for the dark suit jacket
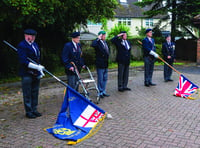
[62,41,84,75]
[91,38,109,68]
[142,37,156,58]
[162,41,175,61]
[17,40,41,77]
[111,36,131,65]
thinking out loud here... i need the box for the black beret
[71,32,80,38]
[120,31,127,33]
[145,28,152,34]
[24,29,37,35]
[165,34,171,38]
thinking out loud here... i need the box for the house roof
[115,0,162,19]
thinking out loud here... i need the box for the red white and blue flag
[174,74,199,99]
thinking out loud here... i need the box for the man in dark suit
[91,31,110,98]
[17,29,44,118]
[111,31,131,92]
[162,34,175,82]
[62,32,85,91]
[142,29,159,87]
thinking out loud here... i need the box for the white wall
[84,18,171,35]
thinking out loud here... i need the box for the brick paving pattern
[1,65,200,148]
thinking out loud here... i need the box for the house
[81,0,171,36]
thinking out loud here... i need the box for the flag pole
[3,40,69,88]
[137,40,181,75]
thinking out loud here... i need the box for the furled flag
[45,86,106,145]
[174,74,199,99]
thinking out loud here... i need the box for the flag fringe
[67,112,107,145]
[187,88,200,100]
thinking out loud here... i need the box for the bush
[107,24,132,39]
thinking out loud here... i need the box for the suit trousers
[144,56,155,84]
[97,68,108,95]
[118,63,129,89]
[21,76,40,115]
[164,60,173,81]
[67,74,79,91]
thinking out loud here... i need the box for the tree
[135,0,200,41]
[0,0,118,78]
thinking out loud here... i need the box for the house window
[87,21,102,26]
[118,18,131,26]
[145,19,154,27]
[120,0,127,4]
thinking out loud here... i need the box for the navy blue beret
[71,32,80,38]
[24,29,37,35]
[145,28,152,34]
[165,34,171,38]
[120,31,127,33]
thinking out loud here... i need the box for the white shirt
[72,41,77,49]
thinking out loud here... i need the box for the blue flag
[46,86,106,145]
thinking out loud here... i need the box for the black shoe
[149,82,156,86]
[118,88,124,92]
[103,93,110,97]
[33,111,42,117]
[26,113,36,119]
[145,83,150,87]
[123,88,131,91]
[99,95,104,98]
[164,80,168,82]
[168,79,173,81]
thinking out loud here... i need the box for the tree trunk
[171,0,176,42]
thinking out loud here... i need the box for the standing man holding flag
[142,29,159,87]
[91,31,110,98]
[162,34,176,82]
[17,29,44,118]
[62,32,85,91]
[111,31,132,92]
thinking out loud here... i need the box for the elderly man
[111,31,132,92]
[162,34,176,82]
[142,29,159,87]
[17,29,44,118]
[62,32,85,91]
[91,31,110,98]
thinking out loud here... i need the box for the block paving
[1,65,200,148]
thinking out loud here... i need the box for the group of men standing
[17,28,175,118]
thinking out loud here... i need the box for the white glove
[28,62,44,71]
[38,70,45,78]
[149,50,159,58]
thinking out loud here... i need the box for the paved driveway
[1,66,200,148]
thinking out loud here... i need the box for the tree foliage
[0,0,118,32]
[135,0,200,39]
[0,0,118,78]
[107,24,132,39]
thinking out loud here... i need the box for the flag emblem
[74,105,104,128]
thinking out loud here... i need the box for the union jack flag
[174,74,199,98]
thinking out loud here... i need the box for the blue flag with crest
[46,86,106,145]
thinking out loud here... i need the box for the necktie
[76,43,79,52]
[149,38,153,44]
[124,40,129,50]
[103,41,109,54]
[32,44,38,56]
